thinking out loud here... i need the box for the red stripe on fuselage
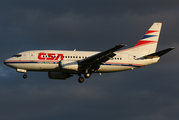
[4,60,60,63]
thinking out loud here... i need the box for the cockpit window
[12,54,22,57]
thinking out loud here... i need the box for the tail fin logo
[145,30,158,34]
[135,30,158,47]
[135,40,157,47]
[117,22,162,54]
[141,30,158,40]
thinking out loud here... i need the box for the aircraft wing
[78,44,126,66]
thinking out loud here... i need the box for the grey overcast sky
[0,1,179,120]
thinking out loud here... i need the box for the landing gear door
[29,52,35,61]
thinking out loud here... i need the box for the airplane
[4,22,175,83]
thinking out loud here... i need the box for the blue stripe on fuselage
[4,61,142,68]
[102,63,142,68]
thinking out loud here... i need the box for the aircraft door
[29,52,35,61]
[128,55,133,65]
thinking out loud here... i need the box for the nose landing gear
[16,69,27,79]
[23,73,27,79]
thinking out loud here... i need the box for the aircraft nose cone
[4,59,13,68]
[4,58,11,66]
[4,60,8,65]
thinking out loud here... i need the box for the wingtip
[116,44,127,47]
[122,44,127,46]
[170,47,175,49]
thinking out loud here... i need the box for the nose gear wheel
[23,73,27,79]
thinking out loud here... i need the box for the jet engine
[59,60,79,71]
[48,72,72,80]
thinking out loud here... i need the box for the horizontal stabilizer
[144,47,175,59]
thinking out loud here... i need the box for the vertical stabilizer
[119,22,162,55]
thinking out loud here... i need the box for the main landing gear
[84,73,91,78]
[78,72,91,83]
[78,77,84,83]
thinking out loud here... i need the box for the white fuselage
[4,50,160,74]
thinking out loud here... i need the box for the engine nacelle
[59,60,78,71]
[48,72,72,80]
